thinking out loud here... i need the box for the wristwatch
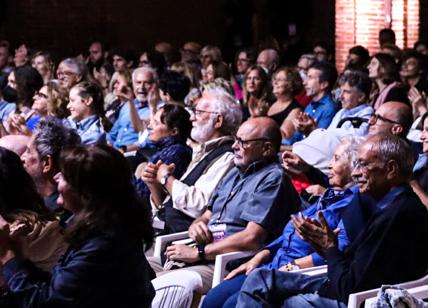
[197,244,206,261]
[160,173,171,186]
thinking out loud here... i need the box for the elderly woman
[0,145,155,307]
[202,136,364,308]
[267,67,303,139]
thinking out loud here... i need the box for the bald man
[0,134,30,156]
[367,101,413,138]
[148,117,300,306]
[257,49,280,75]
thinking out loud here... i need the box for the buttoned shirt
[0,100,16,126]
[208,159,300,241]
[64,115,105,145]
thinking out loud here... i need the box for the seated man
[327,70,373,135]
[142,88,242,233]
[236,134,428,307]
[202,136,367,308]
[20,117,81,215]
[148,117,301,307]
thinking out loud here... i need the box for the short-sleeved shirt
[207,159,301,242]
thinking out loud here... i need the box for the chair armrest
[153,231,189,257]
[294,265,328,276]
[211,251,257,288]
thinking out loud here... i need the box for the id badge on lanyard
[209,223,227,242]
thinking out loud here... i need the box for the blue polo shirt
[262,185,359,269]
[284,94,338,145]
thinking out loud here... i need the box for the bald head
[244,117,282,152]
[0,135,30,156]
[368,101,412,137]
[257,49,280,73]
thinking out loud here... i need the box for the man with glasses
[148,116,300,307]
[236,134,428,308]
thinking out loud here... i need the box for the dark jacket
[319,186,428,304]
[3,228,155,308]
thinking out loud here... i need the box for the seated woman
[64,81,110,145]
[202,136,364,308]
[267,67,303,139]
[0,147,67,298]
[0,144,155,307]
[135,104,192,201]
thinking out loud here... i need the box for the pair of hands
[7,111,32,136]
[141,160,176,186]
[408,87,427,116]
[281,151,310,175]
[248,96,269,117]
[292,112,317,136]
[164,220,213,263]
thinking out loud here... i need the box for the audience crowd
[0,29,427,307]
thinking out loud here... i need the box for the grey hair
[368,134,415,180]
[60,57,88,76]
[203,88,242,135]
[337,135,365,169]
[132,67,158,82]
[33,117,81,170]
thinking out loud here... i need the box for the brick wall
[335,0,420,72]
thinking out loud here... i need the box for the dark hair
[349,45,370,67]
[272,66,303,96]
[340,70,372,99]
[210,61,231,81]
[143,50,166,76]
[309,61,338,91]
[60,145,154,248]
[33,117,81,172]
[401,50,428,77]
[235,47,257,68]
[14,65,44,108]
[0,146,48,221]
[372,53,400,84]
[243,65,272,103]
[159,70,191,102]
[72,81,112,131]
[379,28,396,46]
[313,40,332,54]
[109,47,136,68]
[160,104,192,141]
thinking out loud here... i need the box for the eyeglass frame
[190,107,219,117]
[233,136,271,149]
[369,113,400,125]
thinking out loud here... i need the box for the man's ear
[76,74,83,83]
[214,114,224,130]
[42,155,53,174]
[391,124,403,136]
[127,61,134,68]
[84,96,94,107]
[385,159,398,180]
[319,80,329,92]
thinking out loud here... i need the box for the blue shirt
[284,94,338,145]
[0,100,16,123]
[107,99,151,148]
[135,136,192,201]
[65,115,105,145]
[263,185,359,269]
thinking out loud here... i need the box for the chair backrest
[336,117,368,129]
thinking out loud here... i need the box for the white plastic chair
[153,231,256,288]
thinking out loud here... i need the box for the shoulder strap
[181,140,234,186]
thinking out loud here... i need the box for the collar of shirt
[238,157,279,178]
[341,103,372,117]
[310,93,333,107]
[376,185,408,210]
[133,98,148,109]
[194,135,234,158]
[316,185,356,211]
[76,115,98,131]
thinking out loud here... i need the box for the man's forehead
[237,121,261,138]
[134,72,153,82]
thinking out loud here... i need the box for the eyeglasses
[354,159,385,172]
[57,70,76,78]
[191,107,219,117]
[35,91,49,99]
[369,114,400,125]
[233,136,270,149]
[272,77,287,83]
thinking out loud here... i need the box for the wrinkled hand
[282,151,310,175]
[156,163,176,183]
[291,211,339,257]
[248,96,269,117]
[7,112,30,136]
[165,244,199,263]
[292,112,317,135]
[305,185,327,196]
[117,85,134,102]
[141,161,162,185]
[93,68,108,89]
[408,87,427,116]
[189,221,212,244]
[225,259,260,280]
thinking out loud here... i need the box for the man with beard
[107,67,161,149]
[142,88,241,233]
[87,41,106,76]
[147,116,300,308]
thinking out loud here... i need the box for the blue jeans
[201,274,246,308]
[236,268,346,308]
